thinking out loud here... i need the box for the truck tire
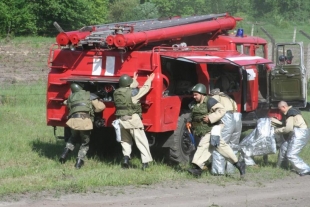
[168,111,195,164]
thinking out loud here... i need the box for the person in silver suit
[275,101,310,176]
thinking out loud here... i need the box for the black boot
[142,163,149,171]
[59,148,71,164]
[74,158,84,169]
[234,160,246,178]
[187,164,203,177]
[122,156,130,169]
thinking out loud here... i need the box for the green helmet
[119,74,133,87]
[191,83,207,95]
[70,83,83,93]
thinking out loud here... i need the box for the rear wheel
[168,111,195,164]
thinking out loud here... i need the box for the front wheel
[168,111,195,164]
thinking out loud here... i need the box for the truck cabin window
[277,44,301,65]
[255,45,266,58]
[236,44,250,55]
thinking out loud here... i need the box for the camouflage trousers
[66,129,91,160]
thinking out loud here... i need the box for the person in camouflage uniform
[113,72,154,170]
[59,82,105,169]
[187,83,245,178]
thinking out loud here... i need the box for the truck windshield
[255,45,265,58]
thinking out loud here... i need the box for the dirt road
[1,174,309,207]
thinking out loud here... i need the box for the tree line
[1,0,309,37]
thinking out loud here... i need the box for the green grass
[1,82,310,198]
[0,36,55,45]
[1,21,310,198]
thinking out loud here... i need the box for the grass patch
[1,26,310,198]
[0,36,55,45]
[1,82,309,198]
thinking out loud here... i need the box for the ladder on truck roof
[92,13,227,32]
[56,13,237,48]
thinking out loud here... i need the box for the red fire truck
[47,13,307,163]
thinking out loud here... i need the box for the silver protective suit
[239,118,279,165]
[211,112,242,174]
[277,127,310,174]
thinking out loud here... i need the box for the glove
[210,125,221,147]
[210,135,220,148]
[112,119,121,142]
[274,128,280,134]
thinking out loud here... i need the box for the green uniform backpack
[67,90,94,119]
[113,87,142,117]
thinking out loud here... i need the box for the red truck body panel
[47,13,279,134]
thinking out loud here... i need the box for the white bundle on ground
[239,118,281,165]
